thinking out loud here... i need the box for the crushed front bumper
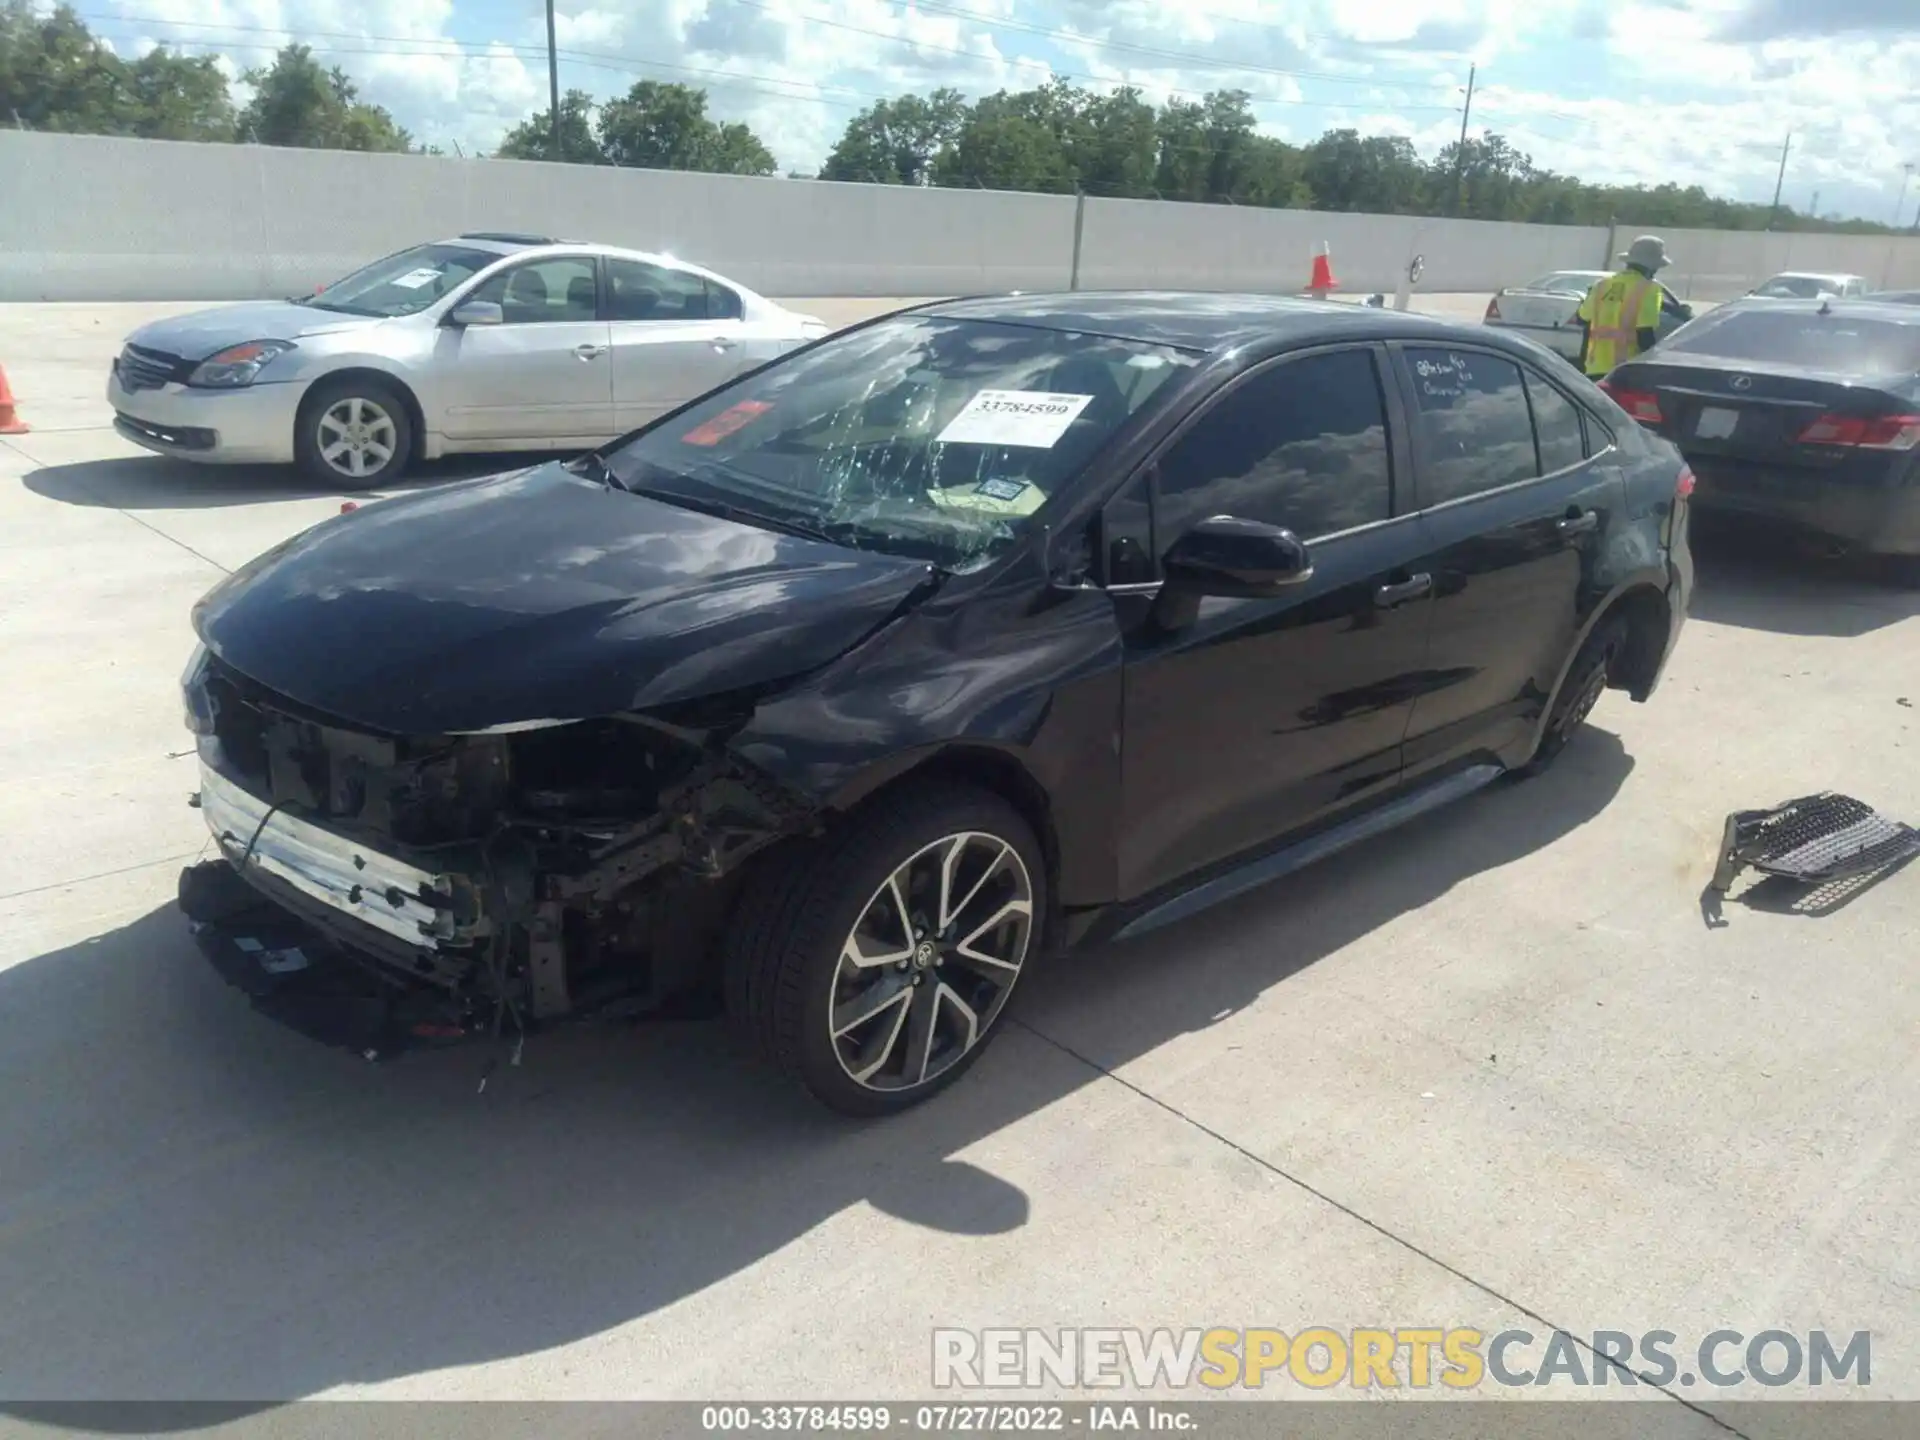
[194,751,479,951]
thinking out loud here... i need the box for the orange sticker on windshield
[681,400,772,446]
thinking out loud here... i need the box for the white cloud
[86,0,1920,218]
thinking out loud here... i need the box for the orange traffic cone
[0,364,27,435]
[1306,242,1339,300]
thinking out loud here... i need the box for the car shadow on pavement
[1685,519,1920,638]
[0,730,1632,1417]
[22,453,544,510]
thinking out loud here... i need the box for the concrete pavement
[0,299,1916,1421]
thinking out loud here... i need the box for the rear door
[1117,344,1438,899]
[606,258,754,431]
[438,253,614,443]
[1391,344,1626,776]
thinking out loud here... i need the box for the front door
[1389,344,1626,775]
[1118,345,1436,901]
[438,254,614,444]
[605,258,754,431]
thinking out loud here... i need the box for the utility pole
[1896,163,1916,230]
[1766,131,1790,230]
[1452,63,1476,217]
[546,0,562,160]
[1809,189,1819,221]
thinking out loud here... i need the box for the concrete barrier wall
[1078,199,1608,293]
[6,130,1920,303]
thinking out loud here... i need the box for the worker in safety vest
[1574,235,1671,379]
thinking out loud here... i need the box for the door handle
[1556,509,1599,537]
[573,343,608,360]
[710,338,738,352]
[1373,573,1433,608]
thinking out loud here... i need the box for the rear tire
[722,783,1044,1117]
[1521,615,1627,776]
[295,375,413,490]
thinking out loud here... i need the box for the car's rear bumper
[1685,458,1920,556]
[107,371,300,464]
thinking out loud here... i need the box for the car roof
[434,235,767,297]
[912,291,1460,353]
[1715,296,1920,322]
[1764,271,1863,282]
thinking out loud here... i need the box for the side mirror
[1677,303,1695,321]
[1163,516,1313,598]
[448,299,503,327]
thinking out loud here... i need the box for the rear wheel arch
[1524,579,1669,761]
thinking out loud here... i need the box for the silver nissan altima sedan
[107,233,832,487]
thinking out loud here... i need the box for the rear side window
[608,258,721,322]
[1402,348,1537,505]
[1154,349,1393,542]
[1666,309,1920,372]
[1525,371,1586,473]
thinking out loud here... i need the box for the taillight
[1599,381,1664,425]
[1794,413,1920,451]
[1485,296,1502,321]
[1675,465,1695,500]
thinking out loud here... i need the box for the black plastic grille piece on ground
[1710,792,1920,896]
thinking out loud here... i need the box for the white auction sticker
[936,390,1094,449]
[389,267,444,290]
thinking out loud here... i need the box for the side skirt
[1106,763,1506,944]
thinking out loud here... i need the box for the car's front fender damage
[178,659,826,1061]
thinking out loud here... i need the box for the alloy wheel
[317,396,398,480]
[828,830,1034,1093]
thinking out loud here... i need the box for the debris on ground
[1702,792,1920,924]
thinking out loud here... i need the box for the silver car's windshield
[602,315,1200,572]
[1529,272,1603,294]
[1753,276,1832,298]
[303,243,499,318]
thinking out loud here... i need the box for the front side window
[305,243,497,318]
[1403,348,1538,506]
[468,257,599,324]
[607,259,720,322]
[603,315,1200,571]
[1153,349,1393,544]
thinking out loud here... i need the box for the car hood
[192,464,938,735]
[128,301,381,360]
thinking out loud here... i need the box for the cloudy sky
[79,0,1920,224]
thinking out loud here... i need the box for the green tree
[594,80,774,174]
[1303,129,1425,213]
[1071,85,1157,197]
[126,48,233,141]
[496,87,603,163]
[820,87,966,185]
[1,1,139,134]
[237,44,411,151]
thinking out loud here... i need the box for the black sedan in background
[1603,297,1920,577]
[177,293,1692,1115]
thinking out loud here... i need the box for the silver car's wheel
[316,396,398,480]
[294,376,413,489]
[830,830,1034,1093]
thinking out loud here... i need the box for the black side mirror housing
[1162,516,1313,598]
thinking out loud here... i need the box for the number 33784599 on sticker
[937,390,1094,449]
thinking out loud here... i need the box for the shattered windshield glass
[603,315,1201,571]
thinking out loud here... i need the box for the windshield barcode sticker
[389,267,445,290]
[937,390,1094,448]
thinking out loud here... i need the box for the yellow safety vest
[1576,270,1664,377]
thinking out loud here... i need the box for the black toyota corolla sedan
[178,292,1692,1115]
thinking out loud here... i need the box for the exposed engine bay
[179,650,817,1058]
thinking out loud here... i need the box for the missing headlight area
[180,653,817,1057]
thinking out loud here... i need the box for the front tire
[1521,614,1627,775]
[295,376,412,489]
[723,784,1045,1117]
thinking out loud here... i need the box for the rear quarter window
[1666,310,1920,372]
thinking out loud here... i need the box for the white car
[1746,271,1871,300]
[1483,269,1693,363]
[107,233,831,486]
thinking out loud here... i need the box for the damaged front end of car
[178,645,819,1060]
